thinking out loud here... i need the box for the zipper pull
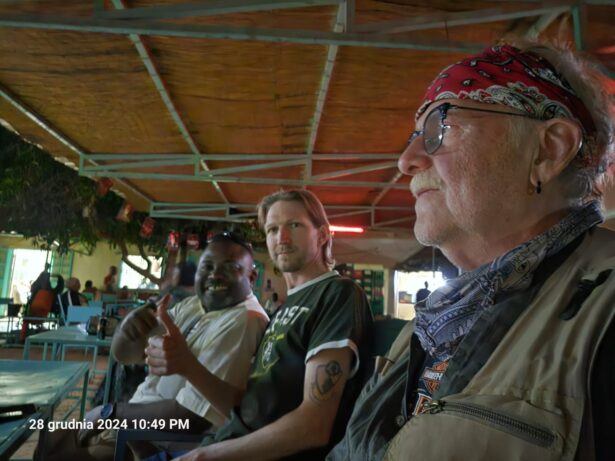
[422,399,445,414]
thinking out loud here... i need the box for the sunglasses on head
[207,231,253,254]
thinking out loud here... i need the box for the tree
[0,124,264,286]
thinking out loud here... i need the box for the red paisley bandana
[417,45,596,137]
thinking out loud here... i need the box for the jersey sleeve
[305,278,370,378]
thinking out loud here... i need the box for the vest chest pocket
[385,398,565,461]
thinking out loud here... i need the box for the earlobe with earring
[536,181,542,194]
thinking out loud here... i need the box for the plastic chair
[66,306,103,325]
[101,293,117,303]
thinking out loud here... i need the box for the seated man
[328,42,614,460]
[150,190,374,460]
[37,232,269,461]
[58,277,88,316]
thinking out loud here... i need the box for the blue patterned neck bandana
[414,201,603,361]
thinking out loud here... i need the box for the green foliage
[0,125,264,257]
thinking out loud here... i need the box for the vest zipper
[422,400,556,448]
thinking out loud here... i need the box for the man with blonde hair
[328,43,614,460]
[176,189,373,460]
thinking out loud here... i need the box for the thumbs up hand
[145,295,197,377]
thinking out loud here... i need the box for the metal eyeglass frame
[408,102,540,155]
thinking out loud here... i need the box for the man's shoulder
[569,226,615,269]
[211,295,268,327]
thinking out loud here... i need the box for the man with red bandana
[327,42,614,461]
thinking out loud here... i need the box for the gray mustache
[410,173,444,197]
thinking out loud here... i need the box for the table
[23,326,115,405]
[0,360,90,460]
[0,413,43,460]
[0,359,90,418]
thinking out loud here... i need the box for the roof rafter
[312,161,397,180]
[110,0,229,204]
[303,3,346,181]
[0,14,483,52]
[84,153,401,161]
[97,0,343,20]
[90,170,408,189]
[352,2,573,34]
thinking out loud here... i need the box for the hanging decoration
[186,233,200,250]
[167,231,180,250]
[96,177,113,197]
[139,217,156,239]
[116,201,134,222]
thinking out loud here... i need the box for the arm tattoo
[310,360,343,403]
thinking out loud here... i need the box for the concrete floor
[0,344,108,460]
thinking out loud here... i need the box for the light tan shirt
[130,294,269,427]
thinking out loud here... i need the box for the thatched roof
[0,0,613,242]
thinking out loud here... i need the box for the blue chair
[88,300,104,309]
[101,293,117,303]
[63,305,104,374]
[66,306,103,325]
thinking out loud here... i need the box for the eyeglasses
[207,231,253,255]
[408,102,540,155]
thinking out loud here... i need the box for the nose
[278,226,292,245]
[398,135,432,177]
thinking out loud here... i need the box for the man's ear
[532,118,583,186]
[318,225,330,247]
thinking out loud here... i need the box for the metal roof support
[110,0,229,205]
[86,153,195,161]
[152,202,409,211]
[0,15,483,52]
[373,216,412,227]
[150,212,249,222]
[85,153,400,161]
[225,212,258,219]
[82,157,195,172]
[0,81,153,204]
[98,0,344,20]
[304,4,345,182]
[153,206,230,215]
[95,171,408,188]
[524,10,563,38]
[352,3,573,34]
[198,159,306,177]
[328,210,371,219]
[571,4,585,50]
[312,161,397,181]
[371,170,404,209]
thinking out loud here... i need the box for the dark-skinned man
[152,189,373,461]
[37,232,269,461]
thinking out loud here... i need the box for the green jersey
[213,271,373,460]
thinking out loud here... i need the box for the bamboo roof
[0,0,613,240]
